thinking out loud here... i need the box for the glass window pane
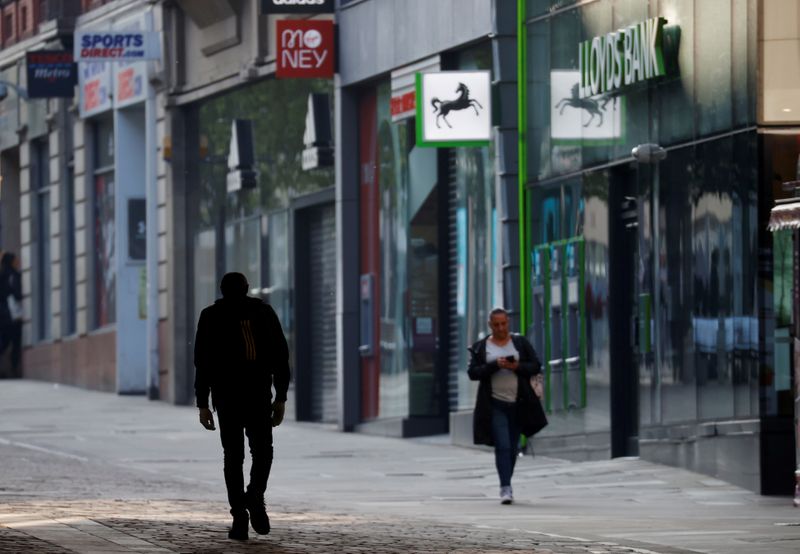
[693,138,735,420]
[268,211,291,346]
[732,0,752,127]
[659,146,697,423]
[655,0,696,146]
[94,116,114,168]
[377,81,408,419]
[695,0,732,136]
[94,171,115,328]
[551,9,584,176]
[224,216,261,291]
[528,20,551,181]
[193,228,216,324]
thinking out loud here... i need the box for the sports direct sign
[276,20,334,79]
[75,31,160,62]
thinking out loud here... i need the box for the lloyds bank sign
[579,17,668,98]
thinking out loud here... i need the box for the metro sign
[276,20,334,79]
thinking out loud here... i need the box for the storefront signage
[276,20,334,79]
[579,17,667,98]
[415,70,491,147]
[391,56,439,123]
[79,61,112,117]
[74,31,161,62]
[227,119,258,193]
[551,70,622,144]
[113,15,149,108]
[261,0,333,14]
[302,93,333,170]
[26,50,76,98]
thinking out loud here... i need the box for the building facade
[1,0,796,496]
[335,0,519,435]
[0,0,173,393]
[162,0,337,408]
[518,0,795,494]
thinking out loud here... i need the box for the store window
[32,138,51,341]
[526,0,755,184]
[192,78,333,351]
[63,156,77,336]
[93,116,115,328]
[375,81,411,418]
[762,133,799,420]
[451,45,498,411]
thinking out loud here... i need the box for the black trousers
[0,320,21,375]
[217,399,273,512]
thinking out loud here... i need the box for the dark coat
[0,266,21,325]
[467,334,547,446]
[193,296,290,409]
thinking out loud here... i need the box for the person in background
[468,307,547,504]
[0,252,23,377]
[194,272,291,541]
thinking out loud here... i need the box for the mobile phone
[505,356,515,362]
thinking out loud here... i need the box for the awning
[768,200,800,231]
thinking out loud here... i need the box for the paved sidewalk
[0,380,798,553]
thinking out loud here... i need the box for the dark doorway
[401,145,450,437]
[294,188,337,423]
[608,164,640,457]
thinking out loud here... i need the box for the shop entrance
[403,148,450,435]
[294,189,337,423]
[608,164,640,457]
[114,107,148,394]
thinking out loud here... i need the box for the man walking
[194,272,291,541]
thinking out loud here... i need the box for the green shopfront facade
[520,0,795,493]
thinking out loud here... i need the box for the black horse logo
[554,84,612,127]
[431,82,483,129]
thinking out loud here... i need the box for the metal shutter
[308,203,338,423]
[447,150,461,411]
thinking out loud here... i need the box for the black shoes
[228,509,249,541]
[246,492,271,535]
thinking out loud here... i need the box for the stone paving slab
[0,500,691,554]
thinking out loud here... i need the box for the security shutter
[447,150,461,410]
[308,203,338,423]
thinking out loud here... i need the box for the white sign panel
[79,61,112,118]
[75,31,161,62]
[550,70,622,143]
[416,70,491,147]
[113,16,149,108]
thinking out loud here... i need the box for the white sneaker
[500,486,513,505]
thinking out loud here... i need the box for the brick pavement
[0,499,687,553]
[4,382,795,554]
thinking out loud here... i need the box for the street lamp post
[632,143,667,425]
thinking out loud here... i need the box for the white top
[486,338,519,403]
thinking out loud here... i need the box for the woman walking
[468,308,547,504]
[0,252,22,376]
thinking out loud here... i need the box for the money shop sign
[579,17,667,98]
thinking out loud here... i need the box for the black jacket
[193,296,290,409]
[467,334,547,446]
[0,266,21,325]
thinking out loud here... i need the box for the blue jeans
[491,398,520,487]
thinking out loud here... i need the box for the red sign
[276,19,334,79]
[83,80,101,112]
[117,67,137,102]
[390,91,416,119]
